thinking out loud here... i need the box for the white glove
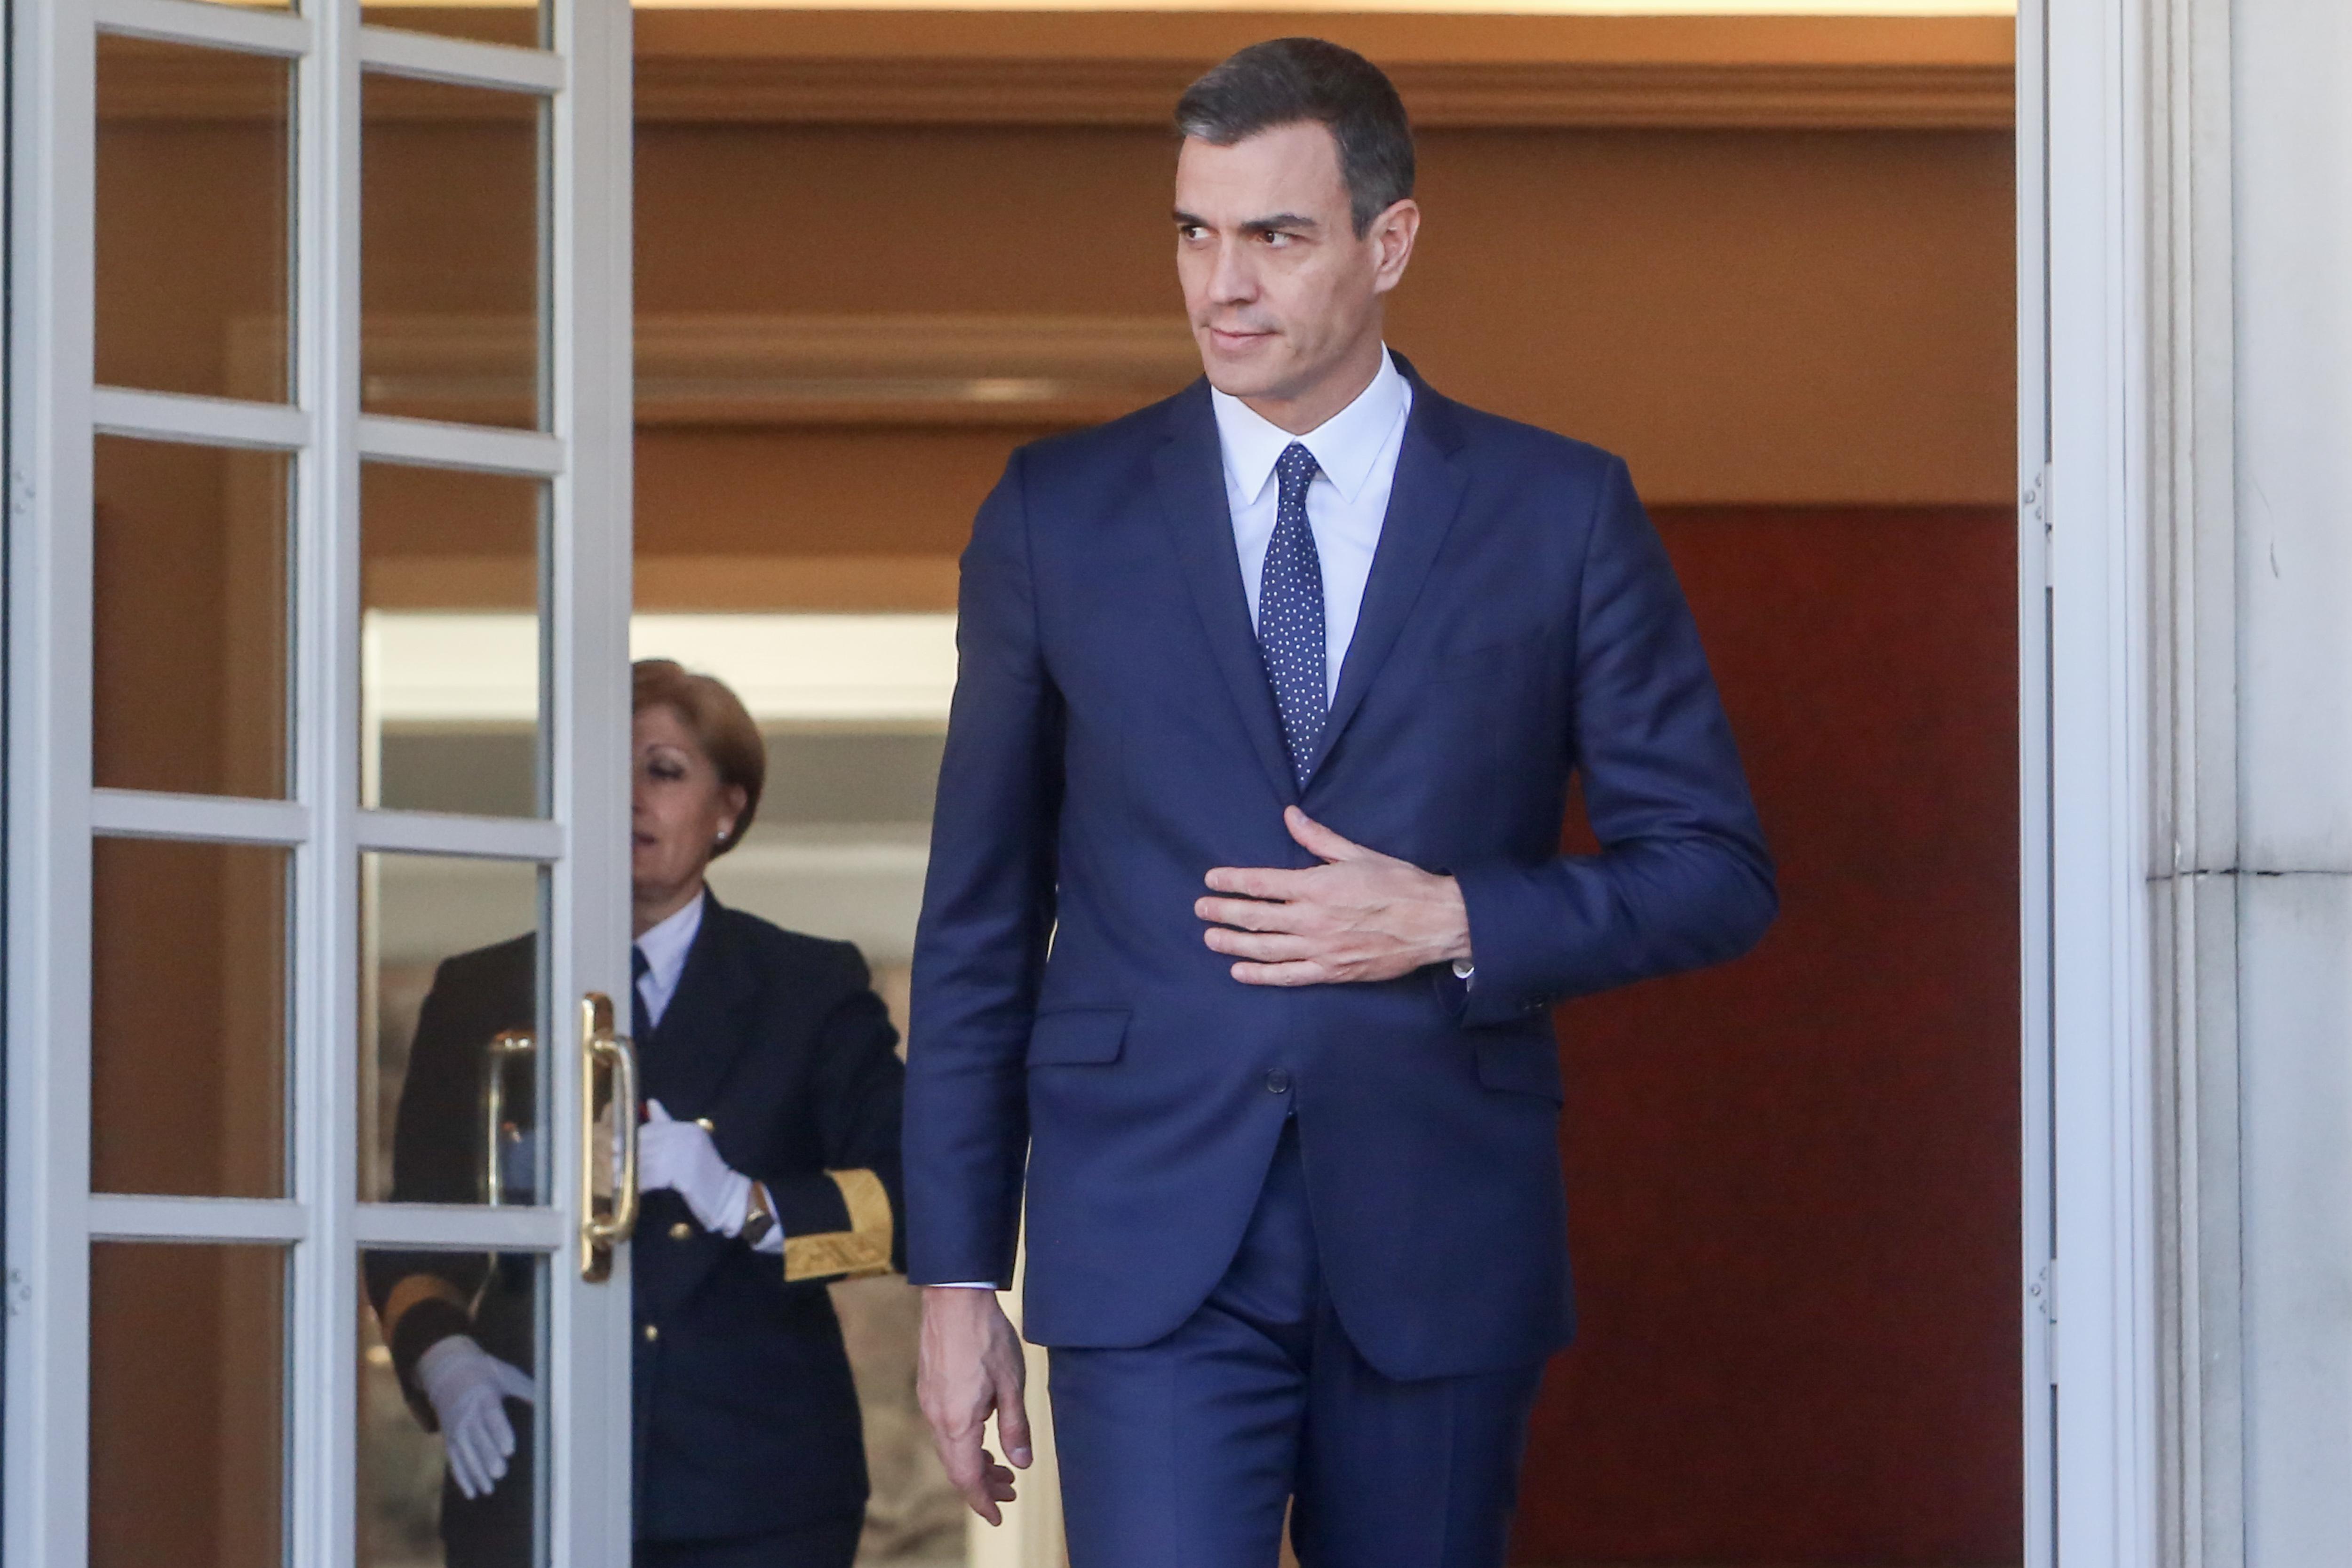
[641,1099,752,1235]
[416,1335,535,1500]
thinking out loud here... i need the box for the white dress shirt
[1216,355,1475,986]
[1212,347,1413,702]
[634,889,704,1030]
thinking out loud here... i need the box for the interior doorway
[610,6,2025,1565]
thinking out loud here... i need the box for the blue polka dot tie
[1258,441,1326,788]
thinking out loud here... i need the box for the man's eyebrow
[1170,210,1322,234]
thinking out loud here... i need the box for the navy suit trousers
[1049,1122,1545,1568]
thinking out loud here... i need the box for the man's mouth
[1207,325,1274,350]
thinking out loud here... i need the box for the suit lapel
[1152,382,1299,805]
[642,896,761,1116]
[1305,369,1470,782]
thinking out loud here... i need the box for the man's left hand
[1197,806,1471,986]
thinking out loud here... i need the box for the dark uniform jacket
[364,896,907,1552]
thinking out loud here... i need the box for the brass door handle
[482,1029,535,1207]
[579,992,640,1281]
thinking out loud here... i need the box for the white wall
[2230,0,2352,1555]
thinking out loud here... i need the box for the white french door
[4,0,637,1559]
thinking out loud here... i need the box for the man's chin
[1200,359,1295,403]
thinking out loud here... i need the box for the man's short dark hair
[1175,38,1415,237]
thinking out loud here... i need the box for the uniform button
[1265,1069,1291,1094]
[668,1222,692,1242]
[642,1323,660,1343]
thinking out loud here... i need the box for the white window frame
[2,0,638,1558]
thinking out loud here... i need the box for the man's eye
[1178,224,1205,242]
[1260,231,1294,248]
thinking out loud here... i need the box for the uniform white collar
[634,887,706,1001]
[1210,346,1410,509]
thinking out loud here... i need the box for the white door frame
[2015,0,2059,1563]
[2039,0,2162,1552]
[2034,0,2231,1564]
[2,0,637,1558]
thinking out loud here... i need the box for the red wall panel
[1514,505,2020,1566]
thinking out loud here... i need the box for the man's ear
[1370,199,1421,294]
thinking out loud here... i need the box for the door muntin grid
[8,0,636,1560]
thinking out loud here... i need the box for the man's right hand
[916,1286,1032,1525]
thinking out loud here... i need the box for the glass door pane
[91,837,289,1197]
[361,1,546,49]
[361,73,545,430]
[361,853,548,1206]
[95,34,292,402]
[359,1252,543,1568]
[361,464,547,817]
[91,436,291,798]
[89,1243,287,1568]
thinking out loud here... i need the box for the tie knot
[1276,441,1318,501]
[631,946,649,981]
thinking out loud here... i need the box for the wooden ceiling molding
[636,8,2015,131]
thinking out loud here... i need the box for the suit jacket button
[643,1323,660,1343]
[668,1222,692,1242]
[1265,1069,1291,1094]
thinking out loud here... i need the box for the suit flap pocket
[1027,1008,1130,1066]
[1474,1033,1564,1103]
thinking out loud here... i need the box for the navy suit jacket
[904,358,1774,1381]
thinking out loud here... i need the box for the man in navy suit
[905,37,1775,1567]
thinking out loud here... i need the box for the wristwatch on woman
[739,1180,776,1247]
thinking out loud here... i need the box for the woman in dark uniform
[366,659,907,1568]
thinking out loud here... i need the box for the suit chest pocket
[1427,627,1550,686]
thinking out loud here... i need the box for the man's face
[1174,121,1416,414]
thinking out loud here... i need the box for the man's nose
[1207,238,1257,304]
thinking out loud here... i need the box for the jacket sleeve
[1453,456,1777,1027]
[901,448,1063,1289]
[763,949,909,1284]
[363,957,495,1429]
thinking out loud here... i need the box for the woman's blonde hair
[632,659,765,857]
